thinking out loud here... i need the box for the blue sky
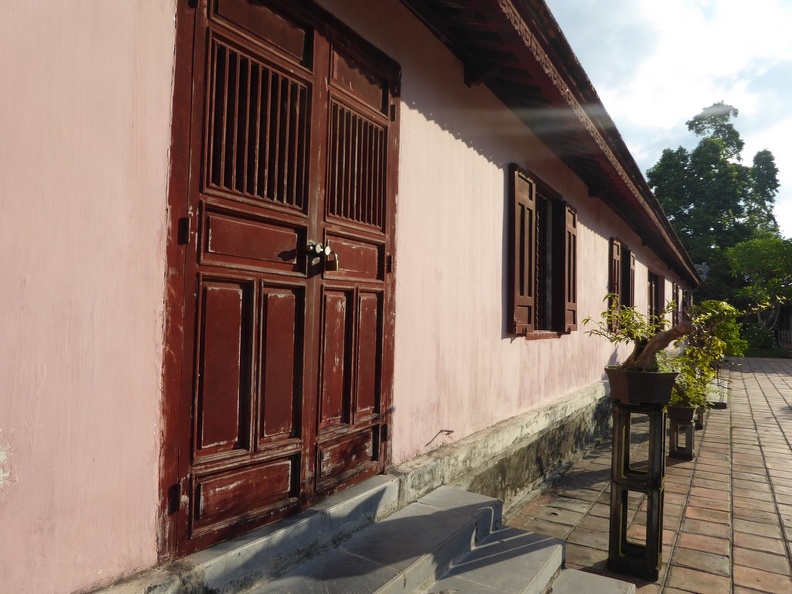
[545,0,792,237]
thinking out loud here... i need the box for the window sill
[523,330,564,341]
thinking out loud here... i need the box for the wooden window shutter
[647,272,665,324]
[563,204,578,331]
[623,250,635,307]
[671,282,680,326]
[509,164,536,335]
[609,238,622,305]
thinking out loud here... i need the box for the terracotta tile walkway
[506,357,792,593]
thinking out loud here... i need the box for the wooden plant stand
[608,400,666,582]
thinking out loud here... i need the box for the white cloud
[547,0,792,237]
[744,116,792,236]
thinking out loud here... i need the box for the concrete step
[425,539,635,594]
[96,481,634,594]
[250,485,634,594]
[250,486,502,593]
[423,526,564,594]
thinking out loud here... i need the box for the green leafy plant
[727,236,792,343]
[658,300,745,408]
[586,296,745,408]
[584,294,690,371]
[741,322,775,349]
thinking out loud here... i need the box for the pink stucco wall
[0,2,176,592]
[317,0,687,464]
[0,1,688,591]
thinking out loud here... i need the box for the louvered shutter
[609,238,622,307]
[623,250,635,307]
[509,164,536,335]
[658,276,666,322]
[563,204,578,331]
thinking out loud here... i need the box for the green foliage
[741,323,776,349]
[696,300,748,357]
[727,236,792,343]
[727,236,792,311]
[647,102,781,303]
[583,293,669,346]
[686,102,744,160]
[583,294,677,371]
[747,150,781,235]
[585,297,744,390]
[658,351,710,410]
[660,300,745,408]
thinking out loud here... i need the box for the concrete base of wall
[392,380,612,512]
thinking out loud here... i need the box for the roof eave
[400,0,701,287]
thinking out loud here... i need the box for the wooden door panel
[195,278,254,457]
[355,292,381,416]
[317,428,376,489]
[319,290,352,426]
[318,288,383,425]
[213,0,312,66]
[324,232,384,281]
[330,48,387,113]
[191,456,298,536]
[258,285,302,441]
[201,206,306,274]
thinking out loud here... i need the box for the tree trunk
[768,305,781,331]
[622,321,692,370]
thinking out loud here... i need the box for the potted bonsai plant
[584,295,691,405]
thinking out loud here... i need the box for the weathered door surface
[166,0,399,555]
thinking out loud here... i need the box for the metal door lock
[325,251,340,271]
[306,241,340,271]
[307,241,332,257]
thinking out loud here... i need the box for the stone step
[249,486,503,593]
[425,539,635,594]
[423,526,564,594]
[96,481,634,594]
[249,485,634,594]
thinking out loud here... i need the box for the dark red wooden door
[169,0,398,555]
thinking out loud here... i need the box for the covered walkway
[507,357,792,593]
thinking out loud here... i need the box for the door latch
[306,241,340,272]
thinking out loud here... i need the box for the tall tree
[685,102,743,160]
[746,149,781,235]
[647,102,781,300]
[727,236,792,332]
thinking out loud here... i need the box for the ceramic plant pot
[605,367,678,406]
[667,405,695,423]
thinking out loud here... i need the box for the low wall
[392,381,612,511]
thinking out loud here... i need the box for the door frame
[158,0,400,560]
